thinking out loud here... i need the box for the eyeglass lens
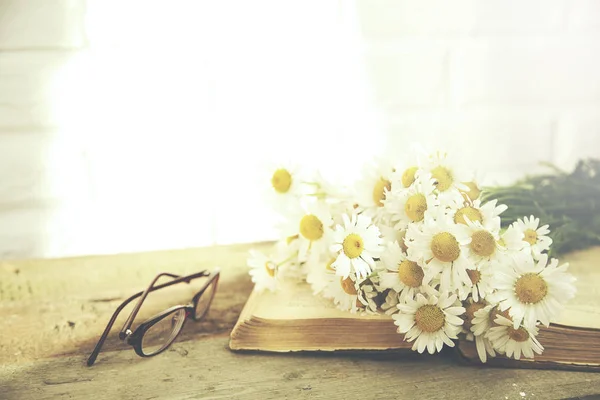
[141,308,186,356]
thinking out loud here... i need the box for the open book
[230,247,600,371]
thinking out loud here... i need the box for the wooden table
[1,242,599,400]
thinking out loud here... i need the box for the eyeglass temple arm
[86,271,209,366]
[117,272,183,341]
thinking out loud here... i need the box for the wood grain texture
[1,242,600,400]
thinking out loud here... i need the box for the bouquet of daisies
[247,148,577,363]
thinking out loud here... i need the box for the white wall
[357,0,600,181]
[0,1,599,259]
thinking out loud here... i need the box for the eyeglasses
[87,269,220,366]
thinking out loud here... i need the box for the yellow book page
[251,280,389,321]
[551,247,600,329]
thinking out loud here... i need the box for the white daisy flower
[421,150,471,204]
[305,255,337,296]
[353,159,395,224]
[458,173,485,202]
[378,224,409,253]
[458,261,494,302]
[384,171,439,230]
[487,316,543,360]
[379,241,434,301]
[322,272,364,313]
[462,218,503,265]
[494,254,577,330]
[330,213,383,279]
[393,292,465,354]
[470,301,509,337]
[388,146,428,189]
[263,162,305,211]
[449,199,507,234]
[279,200,334,262]
[513,215,553,259]
[461,299,496,363]
[247,249,279,292]
[405,208,473,293]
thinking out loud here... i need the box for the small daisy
[393,292,465,354]
[330,213,383,279]
[388,146,428,189]
[353,159,395,224]
[462,218,503,265]
[322,272,364,313]
[458,261,494,302]
[384,171,439,230]
[470,301,510,336]
[279,200,334,262]
[461,299,496,362]
[405,208,473,293]
[379,241,434,301]
[421,150,471,204]
[247,249,279,292]
[459,177,483,202]
[513,215,552,259]
[307,259,337,297]
[494,254,577,329]
[487,316,543,360]
[495,224,531,265]
[263,163,304,210]
[449,199,507,234]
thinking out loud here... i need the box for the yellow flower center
[507,326,530,342]
[462,301,486,331]
[470,230,496,257]
[340,276,357,295]
[461,181,481,201]
[271,168,292,194]
[467,269,481,285]
[431,232,461,262]
[372,178,391,207]
[342,233,364,259]
[265,262,276,277]
[404,193,427,222]
[401,167,419,188]
[398,229,409,253]
[454,206,483,225]
[398,260,424,288]
[489,306,512,327]
[299,215,324,241]
[431,166,453,192]
[415,305,445,333]
[523,229,538,245]
[514,273,548,304]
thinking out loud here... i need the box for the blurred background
[0,0,599,259]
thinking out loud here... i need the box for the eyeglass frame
[87,268,220,366]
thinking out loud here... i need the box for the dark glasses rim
[86,268,220,366]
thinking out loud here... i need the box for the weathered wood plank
[1,336,600,400]
[0,242,272,364]
[2,243,600,399]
